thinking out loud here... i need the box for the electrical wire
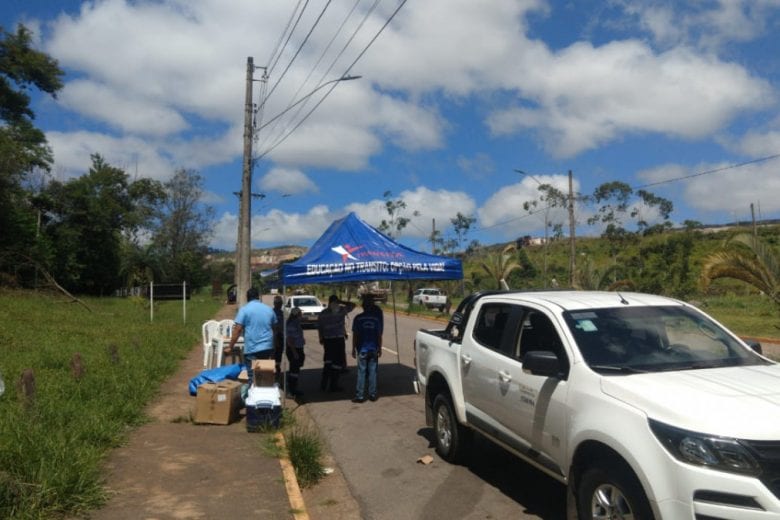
[257,0,409,160]
[263,0,334,108]
[256,0,369,153]
[267,0,309,77]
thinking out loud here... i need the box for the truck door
[460,302,524,430]
[506,308,570,472]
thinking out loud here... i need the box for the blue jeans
[356,350,377,400]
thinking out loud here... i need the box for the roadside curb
[276,431,310,520]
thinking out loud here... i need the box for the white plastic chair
[215,319,236,368]
[201,320,220,368]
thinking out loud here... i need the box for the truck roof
[477,290,683,312]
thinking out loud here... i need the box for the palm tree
[700,233,780,306]
[480,244,522,290]
[576,257,634,291]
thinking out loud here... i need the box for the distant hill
[207,244,306,271]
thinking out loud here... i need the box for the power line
[267,0,309,77]
[263,0,334,107]
[257,0,409,160]
[632,153,780,190]
[256,0,371,152]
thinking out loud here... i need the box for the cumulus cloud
[345,187,477,239]
[622,0,778,50]
[457,153,495,180]
[46,130,176,181]
[478,175,574,235]
[59,79,188,136]
[259,167,318,195]
[487,42,773,157]
[638,160,780,218]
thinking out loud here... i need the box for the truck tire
[432,394,469,463]
[576,461,654,520]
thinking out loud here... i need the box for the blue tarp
[188,363,243,396]
[281,212,463,285]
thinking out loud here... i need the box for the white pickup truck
[412,288,448,311]
[414,290,780,519]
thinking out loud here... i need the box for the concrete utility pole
[568,169,576,288]
[236,57,255,307]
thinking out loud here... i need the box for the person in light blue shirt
[227,287,277,384]
[351,295,383,403]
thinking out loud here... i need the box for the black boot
[329,370,343,392]
[287,375,303,398]
[320,366,330,391]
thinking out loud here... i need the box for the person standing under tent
[351,295,383,403]
[284,307,306,398]
[227,287,277,384]
[317,294,355,392]
[272,294,284,383]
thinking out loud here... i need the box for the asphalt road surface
[283,301,566,519]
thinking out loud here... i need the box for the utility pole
[751,202,757,238]
[568,169,576,288]
[236,57,255,307]
[431,218,436,253]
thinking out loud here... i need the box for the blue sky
[3,0,780,252]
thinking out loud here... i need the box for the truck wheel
[432,394,469,463]
[577,462,654,520]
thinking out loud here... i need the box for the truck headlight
[649,419,761,476]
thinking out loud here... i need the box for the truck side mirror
[747,340,763,355]
[522,350,563,378]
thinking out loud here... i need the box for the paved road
[281,300,566,519]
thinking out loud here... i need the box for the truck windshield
[561,305,770,374]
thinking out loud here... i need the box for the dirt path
[88,305,292,519]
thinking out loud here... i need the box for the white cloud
[46,130,176,181]
[735,131,780,158]
[478,175,574,235]
[457,153,495,180]
[259,168,318,195]
[487,42,773,157]
[39,0,776,176]
[345,187,477,239]
[623,0,778,50]
[59,79,187,136]
[637,160,780,219]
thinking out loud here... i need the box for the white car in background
[284,295,325,327]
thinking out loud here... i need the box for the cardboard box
[194,380,242,425]
[251,359,276,386]
[238,369,249,383]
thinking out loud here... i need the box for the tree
[450,212,476,254]
[41,155,156,294]
[0,25,64,279]
[700,233,780,307]
[377,190,418,238]
[150,168,214,287]
[522,183,567,287]
[480,244,522,290]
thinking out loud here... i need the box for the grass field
[0,289,221,519]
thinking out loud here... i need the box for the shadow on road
[416,428,567,519]
[292,361,418,403]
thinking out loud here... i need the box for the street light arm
[256,75,361,133]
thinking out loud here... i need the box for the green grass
[285,424,326,489]
[0,289,221,519]
[699,293,780,339]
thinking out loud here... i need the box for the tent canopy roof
[281,212,463,285]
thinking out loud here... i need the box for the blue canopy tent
[281,212,462,284]
[280,212,463,364]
